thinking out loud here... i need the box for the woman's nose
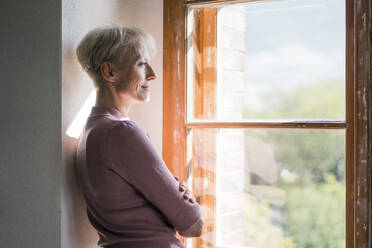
[146,65,157,81]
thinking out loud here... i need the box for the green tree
[283,176,345,248]
[243,80,346,248]
[243,80,345,120]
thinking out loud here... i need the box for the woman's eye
[139,62,147,66]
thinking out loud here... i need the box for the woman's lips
[141,85,150,90]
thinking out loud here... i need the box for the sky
[228,0,345,111]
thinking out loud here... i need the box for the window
[163,0,371,248]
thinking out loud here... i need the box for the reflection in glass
[187,128,345,248]
[187,0,345,121]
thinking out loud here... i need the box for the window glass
[187,128,345,248]
[187,0,345,122]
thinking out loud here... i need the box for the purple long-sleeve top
[76,106,203,248]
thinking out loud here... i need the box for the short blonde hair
[76,25,156,89]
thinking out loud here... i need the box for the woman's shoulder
[109,120,148,141]
[108,120,154,159]
[110,119,141,132]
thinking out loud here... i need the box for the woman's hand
[174,176,195,203]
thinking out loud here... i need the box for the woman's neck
[95,86,132,117]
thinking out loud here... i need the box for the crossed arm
[108,121,204,237]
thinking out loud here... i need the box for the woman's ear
[100,62,116,83]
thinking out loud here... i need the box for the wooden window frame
[163,0,372,247]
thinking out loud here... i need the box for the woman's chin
[135,95,150,103]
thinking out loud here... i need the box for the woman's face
[114,43,156,104]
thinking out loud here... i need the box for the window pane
[187,128,345,248]
[187,0,345,122]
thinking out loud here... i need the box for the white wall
[62,0,163,247]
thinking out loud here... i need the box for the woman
[75,26,204,248]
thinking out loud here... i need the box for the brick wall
[216,5,247,246]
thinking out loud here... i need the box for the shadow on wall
[63,135,96,245]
